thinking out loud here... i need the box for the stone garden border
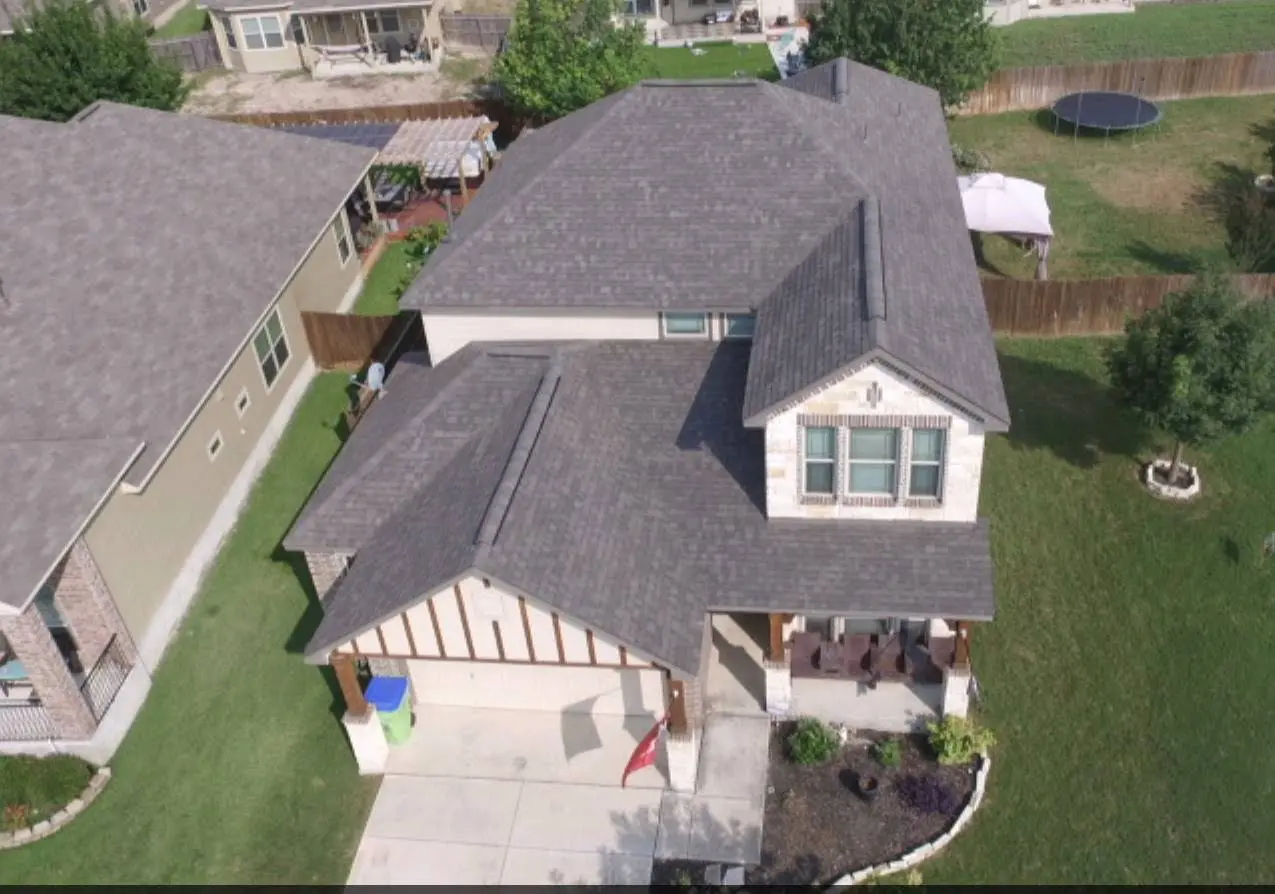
[1143,459,1201,500]
[826,754,992,888]
[0,766,111,849]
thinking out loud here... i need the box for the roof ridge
[761,80,872,195]
[861,195,888,351]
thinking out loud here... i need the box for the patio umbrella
[956,173,1054,280]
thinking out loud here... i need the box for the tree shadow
[971,231,1010,277]
[1193,161,1275,274]
[1123,240,1204,274]
[997,350,1150,469]
[1221,536,1242,565]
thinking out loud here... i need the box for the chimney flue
[833,57,849,105]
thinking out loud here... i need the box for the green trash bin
[365,676,413,745]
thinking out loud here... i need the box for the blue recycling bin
[365,676,412,744]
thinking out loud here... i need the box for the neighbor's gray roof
[0,101,375,609]
[402,59,1010,430]
[200,0,430,12]
[298,343,997,674]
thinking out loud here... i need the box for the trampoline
[1051,91,1162,137]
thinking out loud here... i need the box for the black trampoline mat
[1052,91,1162,131]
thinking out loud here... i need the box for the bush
[926,715,995,765]
[896,774,960,816]
[951,142,990,175]
[787,717,841,765]
[389,222,449,302]
[873,737,902,769]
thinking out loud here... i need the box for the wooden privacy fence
[213,96,510,128]
[150,33,223,73]
[961,50,1275,115]
[301,310,419,371]
[440,14,511,54]
[983,274,1275,336]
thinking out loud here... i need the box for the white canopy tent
[957,173,1054,280]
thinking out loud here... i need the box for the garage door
[408,660,665,716]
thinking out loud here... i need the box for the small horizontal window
[662,312,708,337]
[722,312,756,340]
[207,432,224,461]
[235,388,251,418]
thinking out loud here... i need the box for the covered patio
[292,0,444,78]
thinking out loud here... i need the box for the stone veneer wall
[0,608,96,739]
[304,552,352,601]
[51,540,139,667]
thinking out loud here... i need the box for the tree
[1106,274,1275,487]
[804,0,999,109]
[494,0,648,120]
[0,0,188,123]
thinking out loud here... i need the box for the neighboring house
[0,102,379,760]
[984,0,1133,26]
[287,58,1010,792]
[0,0,185,36]
[201,0,446,78]
[621,0,798,32]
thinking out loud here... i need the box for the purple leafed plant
[895,775,959,816]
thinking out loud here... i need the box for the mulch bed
[746,723,977,886]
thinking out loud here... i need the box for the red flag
[621,715,668,787]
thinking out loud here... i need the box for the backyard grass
[0,374,378,883]
[948,93,1275,278]
[997,0,1275,68]
[152,0,209,38]
[926,337,1275,884]
[353,241,413,315]
[0,755,93,825]
[643,42,777,80]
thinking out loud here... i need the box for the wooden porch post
[767,612,790,662]
[667,678,689,734]
[363,173,380,225]
[331,652,367,716]
[953,621,972,669]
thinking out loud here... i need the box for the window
[324,13,343,34]
[623,0,655,12]
[239,14,284,50]
[253,308,291,390]
[909,428,945,498]
[207,432,224,461]
[848,428,898,495]
[132,0,149,15]
[334,210,353,266]
[235,388,251,418]
[661,312,708,337]
[803,426,837,494]
[722,312,756,340]
[221,15,237,48]
[291,15,307,44]
[373,9,400,31]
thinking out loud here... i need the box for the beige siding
[764,361,987,522]
[423,311,662,363]
[83,212,362,649]
[408,661,665,715]
[214,9,306,74]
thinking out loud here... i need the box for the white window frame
[722,312,756,340]
[221,14,237,48]
[238,14,285,51]
[802,425,838,496]
[253,308,292,393]
[132,0,149,16]
[234,387,252,419]
[207,431,224,462]
[847,427,899,496]
[908,428,946,499]
[660,312,709,338]
[334,209,353,267]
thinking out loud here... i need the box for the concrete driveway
[347,705,669,885]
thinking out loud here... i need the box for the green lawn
[643,42,778,80]
[0,755,93,825]
[948,93,1275,278]
[152,0,209,38]
[0,374,378,883]
[927,337,1275,884]
[997,0,1275,68]
[353,241,413,315]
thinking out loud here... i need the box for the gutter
[121,158,376,495]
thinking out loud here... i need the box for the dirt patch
[1089,164,1203,213]
[746,725,976,886]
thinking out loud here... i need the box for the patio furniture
[870,635,905,678]
[845,633,873,676]
[372,173,410,212]
[817,639,844,675]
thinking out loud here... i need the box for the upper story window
[722,312,756,340]
[848,428,898,495]
[803,426,837,494]
[254,308,291,390]
[909,429,946,497]
[661,312,709,338]
[240,14,285,50]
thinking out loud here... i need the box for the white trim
[660,312,709,339]
[253,307,293,395]
[234,387,252,418]
[334,209,353,268]
[126,170,373,494]
[206,431,225,461]
[237,12,286,50]
[907,426,945,499]
[135,358,318,671]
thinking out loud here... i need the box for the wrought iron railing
[0,701,54,741]
[79,635,132,723]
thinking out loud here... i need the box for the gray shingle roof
[0,101,375,609]
[401,59,1010,431]
[300,342,997,675]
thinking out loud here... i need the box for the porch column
[362,175,380,227]
[665,677,701,793]
[0,605,96,739]
[332,652,367,716]
[358,10,372,53]
[51,539,137,669]
[764,613,793,718]
[942,621,973,719]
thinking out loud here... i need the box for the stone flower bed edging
[1143,459,1201,500]
[0,766,112,849]
[826,754,991,888]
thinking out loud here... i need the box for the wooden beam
[519,597,536,663]
[552,613,566,664]
[401,612,418,657]
[768,613,787,661]
[954,621,972,668]
[427,598,446,659]
[668,679,689,735]
[454,585,476,659]
[332,653,367,717]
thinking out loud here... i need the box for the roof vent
[833,58,849,105]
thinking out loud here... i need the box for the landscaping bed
[747,722,977,886]
[0,756,94,831]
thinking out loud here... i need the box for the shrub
[926,715,995,765]
[873,737,902,769]
[787,717,841,765]
[951,142,991,174]
[389,223,450,302]
[0,754,92,819]
[896,774,959,816]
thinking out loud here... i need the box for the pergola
[377,116,498,201]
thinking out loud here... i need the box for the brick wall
[0,607,96,740]
[49,540,137,669]
[305,552,352,601]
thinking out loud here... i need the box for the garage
[408,660,665,717]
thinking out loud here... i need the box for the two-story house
[286,58,1010,793]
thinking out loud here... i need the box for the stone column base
[666,728,700,794]
[942,667,972,718]
[764,658,792,718]
[343,709,388,775]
